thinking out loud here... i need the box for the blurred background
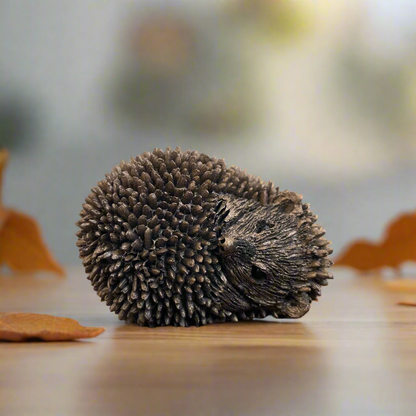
[1,0,416,267]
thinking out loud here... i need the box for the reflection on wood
[1,268,416,415]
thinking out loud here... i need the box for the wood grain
[1,268,416,416]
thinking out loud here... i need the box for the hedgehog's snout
[219,236,257,260]
[219,236,250,257]
[218,236,234,255]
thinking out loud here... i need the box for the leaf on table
[335,211,416,272]
[397,301,416,307]
[0,149,64,276]
[0,312,105,342]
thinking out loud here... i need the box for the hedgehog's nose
[219,236,235,255]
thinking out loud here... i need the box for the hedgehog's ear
[272,191,303,215]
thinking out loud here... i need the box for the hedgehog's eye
[251,265,267,283]
[256,220,274,233]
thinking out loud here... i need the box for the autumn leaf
[0,149,64,276]
[0,150,6,194]
[0,207,7,231]
[335,211,416,272]
[397,301,416,307]
[0,312,105,342]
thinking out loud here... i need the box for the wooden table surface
[1,268,416,416]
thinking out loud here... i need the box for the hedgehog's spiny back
[76,148,278,327]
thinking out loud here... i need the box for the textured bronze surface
[76,148,333,327]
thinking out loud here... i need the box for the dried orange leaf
[0,209,65,276]
[0,149,64,276]
[397,301,416,307]
[0,206,9,230]
[0,313,105,342]
[335,211,416,272]
[0,148,7,200]
[0,150,11,244]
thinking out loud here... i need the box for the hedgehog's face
[216,194,332,319]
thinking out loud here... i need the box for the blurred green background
[1,0,416,267]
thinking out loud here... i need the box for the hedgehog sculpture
[76,148,333,327]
